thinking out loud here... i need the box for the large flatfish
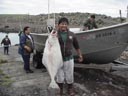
[42,30,63,89]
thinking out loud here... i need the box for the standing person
[1,35,11,55]
[83,14,98,30]
[18,26,34,73]
[56,17,83,96]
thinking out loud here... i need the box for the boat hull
[80,44,128,64]
[31,22,128,64]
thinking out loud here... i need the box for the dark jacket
[1,37,11,47]
[84,19,98,30]
[58,30,79,59]
[18,33,34,55]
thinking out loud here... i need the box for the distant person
[18,26,34,73]
[56,17,83,96]
[1,35,11,55]
[83,14,98,30]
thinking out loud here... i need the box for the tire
[33,54,38,68]
[32,51,44,69]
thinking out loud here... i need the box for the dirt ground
[0,46,128,96]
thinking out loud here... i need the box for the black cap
[58,17,69,25]
[91,15,95,19]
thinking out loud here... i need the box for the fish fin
[49,81,59,89]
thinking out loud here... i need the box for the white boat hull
[31,22,128,64]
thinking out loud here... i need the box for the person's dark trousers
[21,54,30,71]
[4,47,9,55]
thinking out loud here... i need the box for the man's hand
[78,55,83,62]
[24,46,31,52]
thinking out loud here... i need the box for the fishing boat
[31,22,128,65]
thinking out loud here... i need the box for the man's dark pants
[21,54,30,71]
[4,46,9,54]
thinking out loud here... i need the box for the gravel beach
[0,46,128,96]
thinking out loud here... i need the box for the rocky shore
[0,13,126,33]
[0,46,128,96]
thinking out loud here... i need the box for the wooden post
[119,10,122,23]
[127,5,128,22]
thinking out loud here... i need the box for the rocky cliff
[0,12,126,33]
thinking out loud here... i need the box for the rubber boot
[68,84,75,96]
[57,83,63,96]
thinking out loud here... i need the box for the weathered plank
[74,63,112,72]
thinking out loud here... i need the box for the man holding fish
[56,17,83,96]
[43,17,83,96]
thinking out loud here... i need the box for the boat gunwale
[76,22,128,34]
[31,22,128,35]
[31,33,49,36]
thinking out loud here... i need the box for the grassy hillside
[0,12,126,33]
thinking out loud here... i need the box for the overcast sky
[0,0,128,17]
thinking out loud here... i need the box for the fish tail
[49,80,59,89]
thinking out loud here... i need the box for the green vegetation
[0,56,12,86]
[0,59,8,64]
[0,70,13,86]
[0,55,8,64]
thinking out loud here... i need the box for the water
[0,28,80,47]
[0,32,19,47]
